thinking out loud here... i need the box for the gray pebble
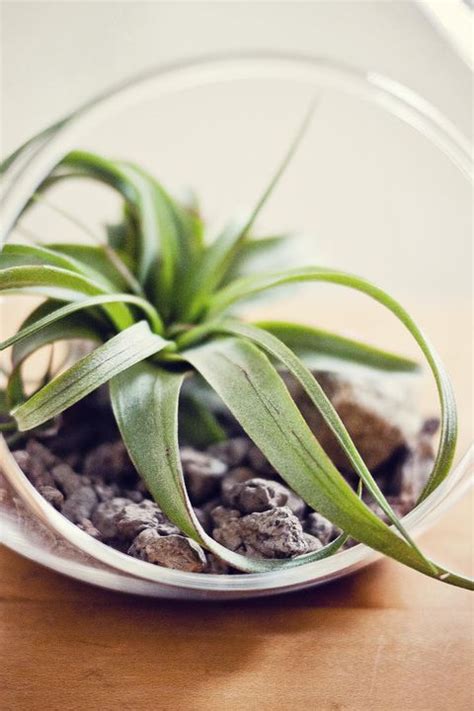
[212,507,243,552]
[224,477,305,518]
[305,512,340,545]
[205,552,231,575]
[61,486,98,523]
[304,533,324,553]
[239,506,308,558]
[128,530,206,572]
[52,463,83,496]
[247,445,276,475]
[13,449,54,487]
[180,447,227,504]
[220,467,255,501]
[207,437,250,467]
[26,440,57,469]
[91,497,131,538]
[83,441,133,481]
[114,500,178,540]
[210,505,241,527]
[94,481,121,502]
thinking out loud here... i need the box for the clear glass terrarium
[1,53,472,599]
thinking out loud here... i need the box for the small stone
[239,507,308,558]
[247,445,276,475]
[114,500,176,540]
[284,370,422,472]
[305,512,340,545]
[13,449,54,487]
[211,507,243,552]
[94,481,121,502]
[128,530,206,572]
[26,440,58,469]
[205,553,231,575]
[61,486,98,523]
[223,477,305,518]
[77,518,103,540]
[220,467,256,501]
[12,450,31,473]
[304,533,324,553]
[123,489,144,503]
[210,505,241,527]
[37,485,64,509]
[193,507,210,531]
[51,463,83,496]
[207,437,250,467]
[83,441,134,481]
[91,497,131,538]
[180,447,227,504]
[156,521,182,536]
[391,432,436,500]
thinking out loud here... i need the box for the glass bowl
[1,53,472,599]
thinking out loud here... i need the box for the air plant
[0,112,471,589]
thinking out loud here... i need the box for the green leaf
[56,152,188,308]
[208,266,457,501]
[6,301,102,409]
[0,264,134,330]
[220,234,292,285]
[0,243,94,274]
[43,243,135,293]
[106,204,140,268]
[116,162,180,307]
[110,361,358,573]
[12,321,171,431]
[179,104,317,321]
[178,391,227,447]
[183,336,471,588]
[255,320,419,373]
[0,293,164,355]
[10,300,102,367]
[213,319,430,565]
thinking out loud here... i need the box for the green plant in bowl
[0,112,471,589]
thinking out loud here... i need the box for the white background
[2,1,472,150]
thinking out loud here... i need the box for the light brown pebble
[128,530,206,572]
[37,485,64,510]
[77,518,103,540]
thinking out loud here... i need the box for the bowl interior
[1,55,472,597]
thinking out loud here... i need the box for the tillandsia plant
[0,111,472,589]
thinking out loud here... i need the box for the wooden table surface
[0,487,472,711]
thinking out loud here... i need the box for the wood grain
[1,487,472,711]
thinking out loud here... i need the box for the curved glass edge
[1,435,472,597]
[1,52,472,244]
